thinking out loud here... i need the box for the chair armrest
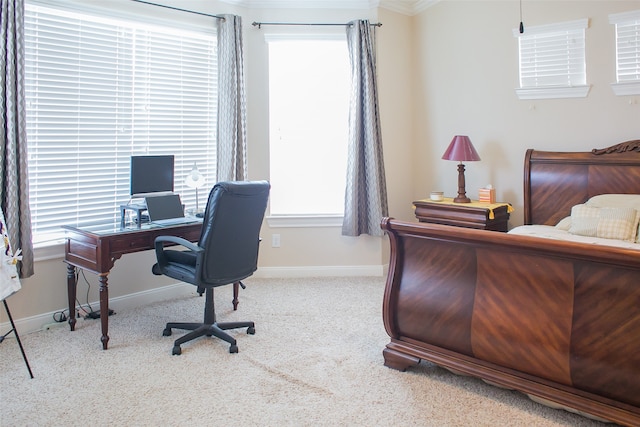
[154,235,202,252]
[154,236,203,271]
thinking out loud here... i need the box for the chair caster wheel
[163,328,172,336]
[172,345,182,355]
[229,344,238,353]
[247,326,255,335]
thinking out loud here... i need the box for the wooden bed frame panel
[524,140,640,225]
[382,140,640,426]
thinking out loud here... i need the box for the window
[266,35,349,224]
[610,9,640,95]
[24,3,217,244]
[513,19,590,99]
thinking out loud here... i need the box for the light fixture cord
[519,0,524,33]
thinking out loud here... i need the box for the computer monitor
[130,155,174,198]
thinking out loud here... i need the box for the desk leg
[66,264,77,331]
[99,274,110,350]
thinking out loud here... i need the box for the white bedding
[508,225,640,251]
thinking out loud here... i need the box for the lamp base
[455,163,471,203]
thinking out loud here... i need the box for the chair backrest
[197,180,270,286]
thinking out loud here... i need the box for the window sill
[266,214,343,228]
[33,239,66,262]
[611,81,640,96]
[515,85,591,100]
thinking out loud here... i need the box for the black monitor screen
[130,155,174,196]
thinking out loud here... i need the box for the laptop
[145,194,199,226]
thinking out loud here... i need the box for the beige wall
[4,0,639,330]
[413,1,640,226]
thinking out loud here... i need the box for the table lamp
[441,135,481,203]
[185,162,206,214]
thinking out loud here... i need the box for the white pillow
[569,204,639,242]
[555,216,572,231]
[585,194,640,209]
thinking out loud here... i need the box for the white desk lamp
[185,162,206,214]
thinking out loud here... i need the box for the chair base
[164,285,255,355]
[163,321,255,355]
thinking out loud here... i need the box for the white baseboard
[3,282,196,336]
[1,265,385,335]
[253,265,384,278]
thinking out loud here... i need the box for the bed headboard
[524,140,640,226]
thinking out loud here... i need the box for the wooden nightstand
[413,197,512,232]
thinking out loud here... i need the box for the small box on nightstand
[478,188,496,204]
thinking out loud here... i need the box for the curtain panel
[216,14,247,182]
[342,20,388,237]
[1,0,33,278]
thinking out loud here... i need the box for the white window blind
[24,3,217,244]
[610,10,640,95]
[514,19,590,99]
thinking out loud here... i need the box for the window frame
[609,9,640,96]
[513,18,591,100]
[24,1,218,246]
[264,32,350,228]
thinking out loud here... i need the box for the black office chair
[152,180,270,355]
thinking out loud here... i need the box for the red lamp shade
[442,135,481,162]
[441,135,480,203]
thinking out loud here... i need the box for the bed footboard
[381,218,640,426]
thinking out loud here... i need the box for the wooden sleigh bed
[381,140,640,426]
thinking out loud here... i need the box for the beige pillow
[569,204,639,242]
[569,205,599,237]
[585,194,640,243]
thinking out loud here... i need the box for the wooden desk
[62,220,202,350]
[413,198,512,232]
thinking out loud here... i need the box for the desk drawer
[110,235,153,254]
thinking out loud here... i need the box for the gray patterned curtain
[1,0,33,278]
[342,20,388,237]
[216,14,247,182]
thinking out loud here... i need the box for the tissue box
[478,188,496,203]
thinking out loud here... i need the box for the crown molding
[218,0,441,15]
[378,0,413,15]
[379,0,440,16]
[413,0,441,14]
[219,0,377,9]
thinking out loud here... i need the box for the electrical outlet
[272,234,281,248]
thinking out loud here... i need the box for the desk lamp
[185,162,206,214]
[442,135,481,203]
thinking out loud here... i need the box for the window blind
[516,19,588,88]
[610,10,640,83]
[24,3,217,244]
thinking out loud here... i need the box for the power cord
[78,269,95,316]
[51,268,106,323]
[52,310,68,323]
[77,269,115,319]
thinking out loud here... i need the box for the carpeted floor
[0,277,608,426]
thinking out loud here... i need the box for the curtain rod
[131,0,225,20]
[252,22,382,29]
